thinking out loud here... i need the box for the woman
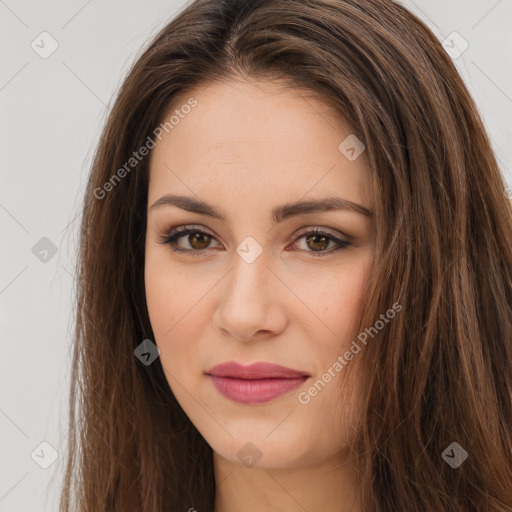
[60,0,512,510]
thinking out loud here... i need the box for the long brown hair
[59,0,512,510]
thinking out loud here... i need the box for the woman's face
[145,78,374,470]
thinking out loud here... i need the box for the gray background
[1,1,511,510]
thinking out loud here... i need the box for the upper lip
[207,361,310,380]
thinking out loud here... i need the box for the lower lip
[208,375,308,404]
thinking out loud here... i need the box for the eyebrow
[149,194,374,222]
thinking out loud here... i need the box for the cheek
[293,255,372,343]
[331,268,369,333]
[144,251,204,339]
[144,257,212,381]
[145,262,178,339]
[306,264,370,439]
[144,258,188,365]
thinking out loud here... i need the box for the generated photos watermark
[298,301,402,404]
[93,97,198,200]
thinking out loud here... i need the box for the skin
[145,77,375,512]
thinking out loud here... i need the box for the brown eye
[187,232,212,250]
[291,228,351,256]
[159,226,350,257]
[158,227,221,254]
[305,233,330,252]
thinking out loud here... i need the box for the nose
[212,249,288,342]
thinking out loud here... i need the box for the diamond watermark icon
[442,441,468,468]
[31,441,59,469]
[134,338,160,366]
[236,236,263,264]
[442,31,469,59]
[31,31,59,59]
[32,237,58,263]
[236,442,263,467]
[338,134,365,161]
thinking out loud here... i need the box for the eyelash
[157,225,351,257]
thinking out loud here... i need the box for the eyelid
[169,224,216,237]
[291,225,350,243]
[286,227,351,256]
[157,224,221,254]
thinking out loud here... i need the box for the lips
[208,361,309,379]
[206,361,310,404]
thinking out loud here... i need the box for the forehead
[148,78,371,209]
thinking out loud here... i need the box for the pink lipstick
[206,361,309,404]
